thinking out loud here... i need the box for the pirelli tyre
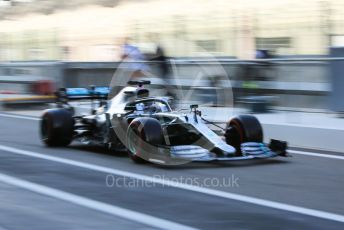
[127,117,164,164]
[40,109,74,147]
[225,115,263,154]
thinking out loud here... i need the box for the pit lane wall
[0,59,331,110]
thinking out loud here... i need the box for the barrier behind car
[0,58,335,110]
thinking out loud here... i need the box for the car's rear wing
[56,87,110,102]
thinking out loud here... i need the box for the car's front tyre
[127,117,164,164]
[225,115,263,154]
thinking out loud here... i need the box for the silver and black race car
[40,80,288,165]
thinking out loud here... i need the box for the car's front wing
[169,143,284,162]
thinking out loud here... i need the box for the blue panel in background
[65,87,110,97]
[93,87,110,95]
[66,88,90,96]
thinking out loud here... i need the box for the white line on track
[2,112,344,160]
[288,150,344,160]
[0,172,196,230]
[0,144,344,223]
[0,113,344,160]
[0,113,39,121]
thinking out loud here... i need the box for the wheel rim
[226,126,241,146]
[127,128,138,156]
[41,117,49,141]
[230,120,244,143]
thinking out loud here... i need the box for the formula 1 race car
[40,80,288,165]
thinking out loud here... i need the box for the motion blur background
[0,0,344,114]
[0,0,340,60]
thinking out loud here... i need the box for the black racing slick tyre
[40,109,74,147]
[225,115,263,153]
[127,117,164,164]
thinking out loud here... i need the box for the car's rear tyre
[127,117,164,164]
[40,109,74,147]
[225,115,263,153]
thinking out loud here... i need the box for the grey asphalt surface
[0,112,343,229]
